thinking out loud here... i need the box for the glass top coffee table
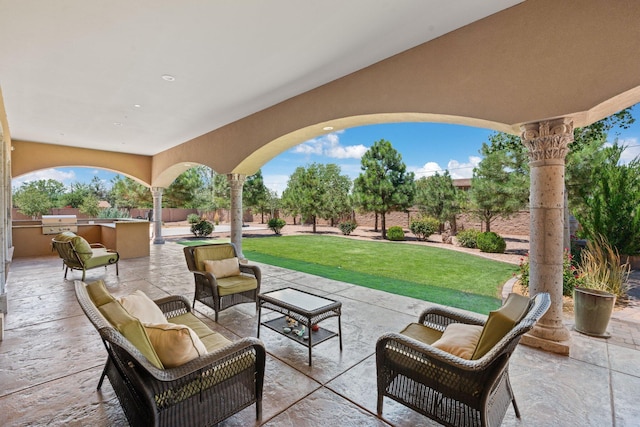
[257,287,342,366]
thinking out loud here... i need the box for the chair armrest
[239,263,261,281]
[154,295,193,317]
[89,243,106,249]
[417,306,485,331]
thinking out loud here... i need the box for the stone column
[520,118,573,355]
[151,187,165,245]
[0,129,7,331]
[227,173,246,260]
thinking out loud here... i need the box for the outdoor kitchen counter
[12,219,150,259]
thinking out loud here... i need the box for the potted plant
[573,235,631,337]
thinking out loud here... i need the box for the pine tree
[353,139,415,239]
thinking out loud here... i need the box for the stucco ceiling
[0,0,523,156]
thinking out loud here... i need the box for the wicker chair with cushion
[52,231,119,280]
[75,279,266,427]
[183,243,261,321]
[376,292,550,427]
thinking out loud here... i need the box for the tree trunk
[312,215,317,233]
[381,213,387,239]
[485,218,491,233]
[374,212,379,231]
[261,211,264,223]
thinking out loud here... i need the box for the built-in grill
[41,215,78,235]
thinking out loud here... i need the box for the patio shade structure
[2,0,640,355]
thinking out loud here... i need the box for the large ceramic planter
[573,287,616,337]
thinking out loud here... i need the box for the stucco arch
[11,140,152,186]
[152,161,211,189]
[234,113,514,175]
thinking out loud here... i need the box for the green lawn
[243,235,518,314]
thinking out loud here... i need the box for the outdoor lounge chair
[52,231,119,280]
[376,292,550,427]
[75,279,266,427]
[183,243,261,321]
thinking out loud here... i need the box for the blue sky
[13,104,640,195]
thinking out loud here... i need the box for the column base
[153,238,165,245]
[520,331,570,356]
[0,312,4,341]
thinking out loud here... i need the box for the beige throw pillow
[203,257,241,278]
[144,323,208,368]
[431,323,483,360]
[119,290,167,324]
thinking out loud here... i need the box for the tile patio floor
[1,240,639,426]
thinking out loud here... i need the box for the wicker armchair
[75,281,266,427]
[376,292,550,427]
[183,243,261,321]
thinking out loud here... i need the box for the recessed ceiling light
[113,122,123,126]
[323,126,334,131]
[134,104,142,108]
[161,74,176,82]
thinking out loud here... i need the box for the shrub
[409,216,440,241]
[519,249,583,296]
[476,232,506,253]
[268,218,286,235]
[190,219,214,237]
[187,213,201,224]
[577,235,631,298]
[98,207,131,219]
[338,220,358,235]
[456,229,479,248]
[387,226,405,241]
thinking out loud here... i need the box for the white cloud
[12,168,76,188]
[447,156,481,179]
[262,174,290,195]
[409,156,481,180]
[617,137,640,164]
[410,162,443,178]
[293,141,323,156]
[294,131,366,160]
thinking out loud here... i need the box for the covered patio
[2,1,640,424]
[1,240,639,426]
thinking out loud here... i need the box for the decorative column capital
[520,118,574,162]
[226,173,246,189]
[151,187,164,197]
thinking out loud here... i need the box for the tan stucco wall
[151,0,640,185]
[11,140,153,185]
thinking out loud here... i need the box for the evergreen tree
[575,143,640,255]
[414,171,462,232]
[110,176,151,210]
[281,163,351,232]
[318,164,352,226]
[353,139,415,239]
[164,168,204,208]
[243,170,270,223]
[468,142,529,232]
